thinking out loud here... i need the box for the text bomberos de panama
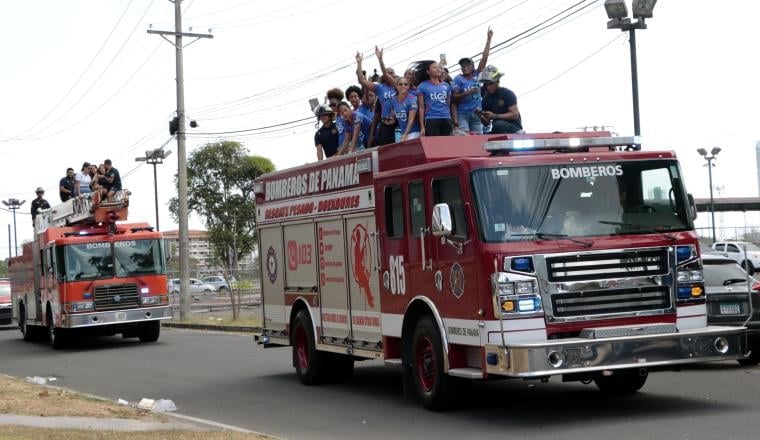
[263,163,362,220]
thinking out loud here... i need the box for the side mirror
[432,203,453,237]
[687,193,698,220]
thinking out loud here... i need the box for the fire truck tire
[138,321,161,343]
[594,368,648,395]
[411,316,455,411]
[19,307,41,342]
[737,346,760,366]
[292,310,330,385]
[47,309,68,350]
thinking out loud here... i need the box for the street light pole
[2,198,26,257]
[135,148,172,231]
[697,147,721,242]
[605,0,657,145]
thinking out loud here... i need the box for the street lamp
[136,148,172,231]
[2,198,26,257]
[697,147,722,242]
[605,0,657,147]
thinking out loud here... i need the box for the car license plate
[719,303,741,315]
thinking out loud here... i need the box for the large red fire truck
[9,190,172,349]
[254,132,747,410]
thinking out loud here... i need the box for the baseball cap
[35,187,45,193]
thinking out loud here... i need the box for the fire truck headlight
[65,302,94,312]
[516,281,537,294]
[141,295,168,305]
[689,270,704,282]
[140,287,150,294]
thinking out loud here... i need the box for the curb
[162,322,261,333]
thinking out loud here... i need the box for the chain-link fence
[695,226,760,245]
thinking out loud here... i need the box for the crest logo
[266,246,278,284]
[450,263,465,299]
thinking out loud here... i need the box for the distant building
[162,229,255,276]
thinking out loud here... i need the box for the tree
[170,141,274,319]
[0,259,8,278]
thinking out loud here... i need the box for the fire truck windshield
[58,239,165,281]
[471,160,692,243]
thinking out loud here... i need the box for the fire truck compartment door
[345,215,382,346]
[317,219,350,341]
[260,226,286,332]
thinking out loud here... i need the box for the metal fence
[695,225,760,245]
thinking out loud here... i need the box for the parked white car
[200,275,235,292]
[711,241,760,274]
[167,278,215,295]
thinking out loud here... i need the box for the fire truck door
[31,246,43,321]
[345,215,381,347]
[429,175,479,322]
[259,226,286,332]
[43,247,56,320]
[316,219,350,341]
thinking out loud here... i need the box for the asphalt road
[1,325,759,440]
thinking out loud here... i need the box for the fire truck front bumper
[62,306,173,329]
[484,325,747,378]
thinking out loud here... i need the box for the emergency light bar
[484,136,641,153]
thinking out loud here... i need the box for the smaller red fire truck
[254,133,747,410]
[9,190,172,349]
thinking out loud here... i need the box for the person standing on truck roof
[479,65,522,134]
[326,88,345,147]
[355,50,397,147]
[453,27,493,135]
[335,101,372,155]
[390,77,420,142]
[74,161,92,196]
[30,187,50,223]
[313,104,339,161]
[59,168,76,202]
[415,59,457,136]
[103,159,122,201]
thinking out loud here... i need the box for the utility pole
[135,148,172,231]
[148,1,212,320]
[2,198,25,257]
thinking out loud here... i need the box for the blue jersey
[417,80,452,119]
[335,116,345,145]
[453,71,482,114]
[391,94,420,134]
[358,102,374,121]
[374,82,397,118]
[343,111,373,146]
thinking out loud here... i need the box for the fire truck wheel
[292,310,329,385]
[138,321,161,343]
[737,346,760,366]
[593,368,648,395]
[47,309,68,350]
[19,307,38,342]
[411,316,455,411]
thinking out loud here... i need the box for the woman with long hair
[414,60,456,136]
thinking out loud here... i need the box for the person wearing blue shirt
[391,80,420,141]
[336,102,372,155]
[453,28,493,135]
[356,51,397,147]
[415,60,456,136]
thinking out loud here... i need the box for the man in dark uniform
[59,168,76,202]
[103,159,122,201]
[478,65,523,134]
[30,187,51,224]
[313,104,339,160]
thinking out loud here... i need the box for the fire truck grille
[551,286,671,318]
[546,249,668,282]
[94,283,139,311]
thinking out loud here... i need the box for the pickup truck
[712,241,760,274]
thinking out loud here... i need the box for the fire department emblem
[266,246,278,284]
[434,270,443,292]
[383,270,390,290]
[450,263,465,299]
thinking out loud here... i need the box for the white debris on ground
[136,397,177,412]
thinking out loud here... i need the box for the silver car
[167,278,215,295]
[703,253,760,366]
[201,275,234,292]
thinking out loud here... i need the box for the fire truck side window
[409,181,425,237]
[55,246,66,282]
[433,176,467,238]
[385,185,404,238]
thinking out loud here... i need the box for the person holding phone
[453,27,493,135]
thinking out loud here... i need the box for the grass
[0,375,273,439]
[172,304,262,328]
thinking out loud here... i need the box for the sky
[1,0,759,257]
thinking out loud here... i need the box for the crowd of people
[31,159,122,222]
[314,28,523,161]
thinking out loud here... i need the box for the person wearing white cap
[30,187,50,223]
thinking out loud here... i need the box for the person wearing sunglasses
[390,78,420,142]
[452,27,493,135]
[478,66,522,134]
